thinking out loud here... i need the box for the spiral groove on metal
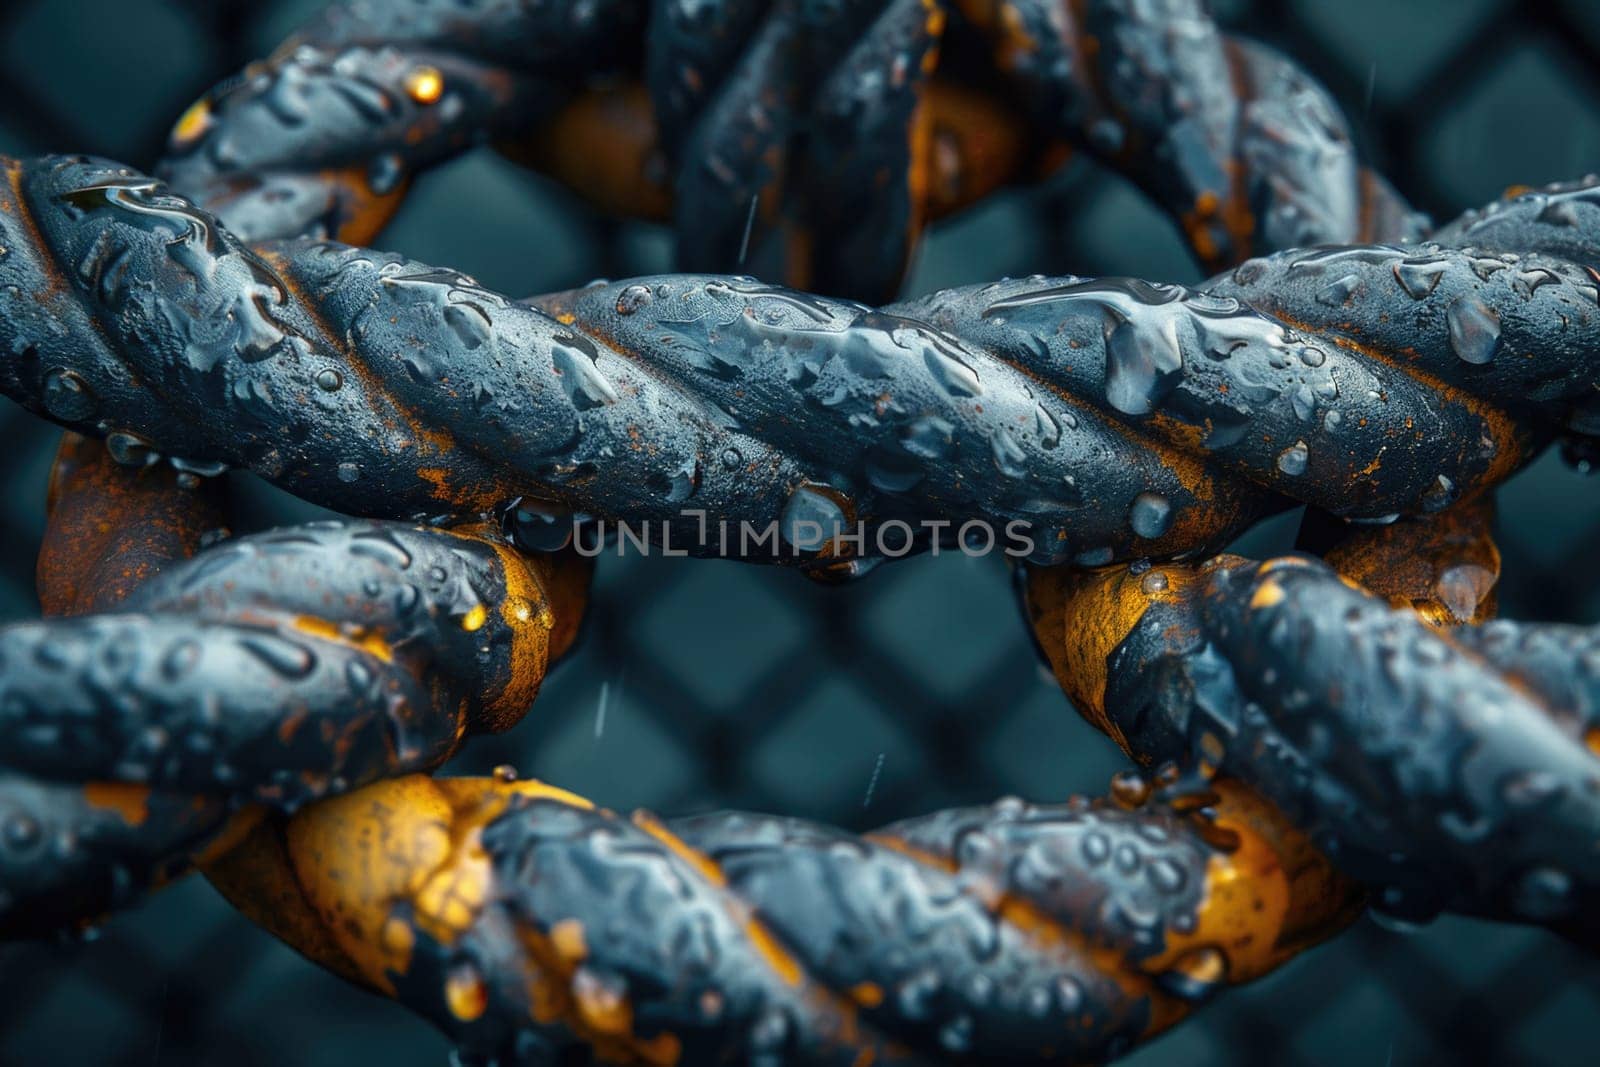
[0,0,1596,1064]
[0,154,1593,577]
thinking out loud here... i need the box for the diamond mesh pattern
[1,1,1597,1063]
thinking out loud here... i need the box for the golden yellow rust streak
[1272,310,1526,491]
[382,916,416,957]
[82,782,152,826]
[190,804,269,866]
[443,525,559,731]
[257,247,461,475]
[283,775,456,993]
[1023,562,1207,753]
[434,776,596,815]
[1249,581,1285,609]
[292,614,395,664]
[273,776,596,1000]
[631,810,728,887]
[414,837,490,942]
[905,90,935,266]
[417,466,455,503]
[850,981,885,1008]
[7,161,68,298]
[1147,782,1359,987]
[1324,499,1501,627]
[171,98,212,145]
[509,884,685,1065]
[862,830,957,872]
[325,165,410,246]
[550,918,588,964]
[631,810,812,990]
[1005,350,1232,519]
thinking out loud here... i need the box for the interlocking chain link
[1,1,1596,1064]
[0,154,1593,577]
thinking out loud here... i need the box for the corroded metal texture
[3,0,1598,1062]
[4,521,582,801]
[203,773,1354,1064]
[37,431,229,618]
[951,0,1426,265]
[156,0,1415,301]
[1,512,588,935]
[0,155,1593,580]
[2,434,240,937]
[1025,551,1600,940]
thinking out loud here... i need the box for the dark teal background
[1,0,1599,1063]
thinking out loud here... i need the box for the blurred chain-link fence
[2,1,1600,1064]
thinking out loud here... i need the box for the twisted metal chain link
[1,1,1597,1064]
[202,774,1352,1065]
[0,155,1592,578]
[155,0,1426,298]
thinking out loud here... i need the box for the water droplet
[444,962,487,1021]
[1088,118,1125,153]
[615,284,652,315]
[1501,771,1564,809]
[1512,866,1574,920]
[1141,570,1170,594]
[501,496,574,553]
[1276,441,1309,476]
[1316,273,1362,306]
[895,969,942,1020]
[552,335,618,410]
[1148,857,1187,893]
[1446,296,1501,365]
[781,484,846,551]
[1106,317,1183,415]
[42,367,96,421]
[337,462,360,483]
[1129,492,1173,539]
[865,447,925,493]
[902,415,954,459]
[1110,769,1150,808]
[938,1015,974,1053]
[106,430,160,467]
[3,813,40,848]
[1420,473,1456,513]
[1435,563,1495,623]
[238,634,315,678]
[990,427,1028,478]
[1537,198,1582,227]
[315,368,343,392]
[1392,259,1447,300]
[666,456,699,503]
[368,153,405,196]
[1158,945,1228,1002]
[1290,383,1317,422]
